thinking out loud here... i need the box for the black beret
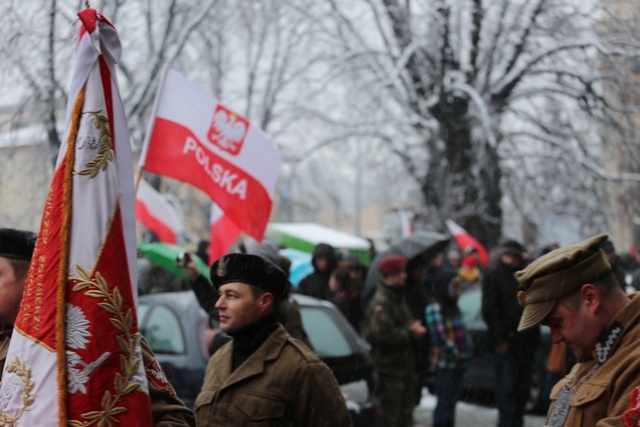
[210,253,290,297]
[0,229,37,261]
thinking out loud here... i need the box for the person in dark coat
[329,267,363,331]
[481,239,540,427]
[600,239,628,290]
[402,256,431,401]
[296,242,337,300]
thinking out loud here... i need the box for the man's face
[215,282,267,334]
[384,270,407,288]
[315,256,330,272]
[544,297,600,362]
[501,253,520,267]
[0,257,25,325]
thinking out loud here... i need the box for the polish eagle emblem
[207,104,249,155]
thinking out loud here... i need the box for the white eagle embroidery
[66,304,111,394]
[211,109,247,151]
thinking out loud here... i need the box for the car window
[137,303,149,324]
[299,306,352,358]
[142,305,186,355]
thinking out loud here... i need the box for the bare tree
[320,0,640,246]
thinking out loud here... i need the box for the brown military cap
[515,234,611,331]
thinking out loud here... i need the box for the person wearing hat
[600,238,627,291]
[516,234,640,426]
[361,254,427,427]
[0,228,197,426]
[481,239,540,427]
[193,253,351,427]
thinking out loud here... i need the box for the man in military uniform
[516,234,640,427]
[362,254,427,427]
[0,228,196,426]
[194,253,352,426]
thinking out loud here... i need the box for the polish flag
[135,178,184,243]
[0,9,153,425]
[445,219,490,266]
[209,202,242,265]
[138,67,281,242]
[398,209,414,237]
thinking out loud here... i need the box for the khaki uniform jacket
[194,324,352,427]
[547,293,640,427]
[361,283,416,376]
[0,333,195,427]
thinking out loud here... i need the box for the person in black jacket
[481,240,540,427]
[296,243,337,301]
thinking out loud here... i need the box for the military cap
[378,255,407,276]
[210,253,290,297]
[515,234,611,331]
[0,228,37,261]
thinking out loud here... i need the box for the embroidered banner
[0,8,153,426]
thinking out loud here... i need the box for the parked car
[137,291,382,426]
[428,283,553,414]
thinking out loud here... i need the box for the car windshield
[299,305,353,358]
[139,303,186,355]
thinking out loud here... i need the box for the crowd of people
[4,224,640,426]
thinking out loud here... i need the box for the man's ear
[580,284,601,314]
[259,292,275,314]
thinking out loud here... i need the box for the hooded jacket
[296,243,337,300]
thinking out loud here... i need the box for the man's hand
[176,252,201,281]
[409,319,427,338]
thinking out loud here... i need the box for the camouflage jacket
[361,283,416,376]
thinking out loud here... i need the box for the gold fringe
[57,84,86,426]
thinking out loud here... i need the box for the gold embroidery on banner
[68,265,141,427]
[0,357,35,426]
[74,109,113,178]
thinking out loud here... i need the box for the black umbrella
[363,230,450,299]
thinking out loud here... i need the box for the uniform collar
[592,293,640,364]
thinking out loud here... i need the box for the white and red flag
[208,202,242,265]
[135,178,184,244]
[398,209,414,237]
[138,67,281,242]
[445,219,490,266]
[0,9,153,425]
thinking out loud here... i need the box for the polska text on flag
[0,9,153,425]
[136,178,185,244]
[138,67,281,242]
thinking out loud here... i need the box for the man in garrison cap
[516,234,640,427]
[194,253,351,427]
[361,254,427,427]
[0,228,197,426]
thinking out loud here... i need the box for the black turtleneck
[228,312,279,371]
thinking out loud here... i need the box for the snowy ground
[413,389,546,427]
